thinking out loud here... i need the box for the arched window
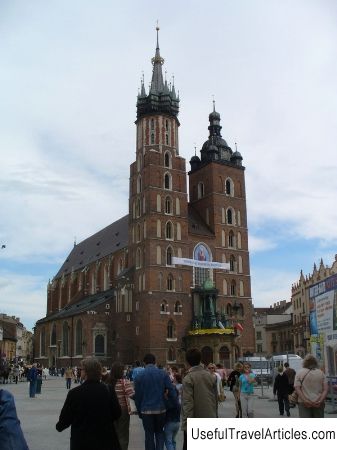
[166,221,173,240]
[174,301,182,313]
[227,208,233,225]
[62,322,69,356]
[164,151,171,168]
[137,154,142,171]
[167,274,174,291]
[75,320,83,355]
[161,300,168,313]
[230,255,235,272]
[228,231,235,248]
[175,197,180,215]
[225,178,234,196]
[157,194,161,212]
[166,247,173,266]
[136,248,142,268]
[50,323,56,346]
[165,196,172,214]
[230,280,236,296]
[164,173,172,190]
[136,198,141,217]
[137,175,142,193]
[150,118,155,130]
[197,182,204,199]
[176,223,181,240]
[136,223,141,242]
[167,346,175,362]
[156,245,161,265]
[95,334,105,355]
[237,232,242,249]
[167,320,175,339]
[158,272,163,290]
[238,303,244,317]
[226,303,233,316]
[223,279,228,295]
[40,327,46,356]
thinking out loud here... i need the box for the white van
[238,356,272,384]
[269,354,303,378]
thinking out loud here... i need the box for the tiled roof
[54,214,129,280]
[37,288,115,324]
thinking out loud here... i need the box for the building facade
[34,30,254,368]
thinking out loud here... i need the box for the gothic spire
[150,26,165,94]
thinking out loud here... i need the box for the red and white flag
[234,323,244,332]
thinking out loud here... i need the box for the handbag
[288,391,298,406]
[218,391,226,402]
[288,369,311,406]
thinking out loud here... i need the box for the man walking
[181,348,217,450]
[27,363,38,398]
[284,362,296,393]
[134,353,175,450]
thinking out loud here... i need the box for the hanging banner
[172,257,229,270]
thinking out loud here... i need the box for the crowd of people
[0,352,330,450]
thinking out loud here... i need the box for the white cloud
[0,271,46,331]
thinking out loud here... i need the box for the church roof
[37,289,115,324]
[54,215,129,280]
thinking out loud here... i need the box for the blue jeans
[29,380,37,398]
[141,413,166,450]
[66,378,72,389]
[164,421,180,450]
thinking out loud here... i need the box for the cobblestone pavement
[3,377,337,450]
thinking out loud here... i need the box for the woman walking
[109,362,134,450]
[227,362,243,417]
[239,362,255,418]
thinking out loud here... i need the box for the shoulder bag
[288,369,311,406]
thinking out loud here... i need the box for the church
[34,29,255,369]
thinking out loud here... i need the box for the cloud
[0,271,47,331]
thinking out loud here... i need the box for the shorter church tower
[187,104,255,358]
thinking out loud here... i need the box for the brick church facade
[34,29,255,369]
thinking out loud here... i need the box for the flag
[234,323,244,332]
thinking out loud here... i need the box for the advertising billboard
[309,273,337,375]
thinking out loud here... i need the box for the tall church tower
[128,28,191,363]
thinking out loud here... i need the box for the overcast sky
[1,0,337,331]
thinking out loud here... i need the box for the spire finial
[212,94,215,112]
[235,142,238,151]
[156,20,160,49]
[193,142,197,156]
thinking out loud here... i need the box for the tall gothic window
[40,327,46,356]
[95,335,104,355]
[50,323,56,346]
[75,319,83,355]
[227,208,233,225]
[164,173,172,190]
[164,151,171,168]
[166,247,173,266]
[167,320,175,339]
[166,221,173,240]
[167,274,174,291]
[165,196,172,214]
[62,322,69,356]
